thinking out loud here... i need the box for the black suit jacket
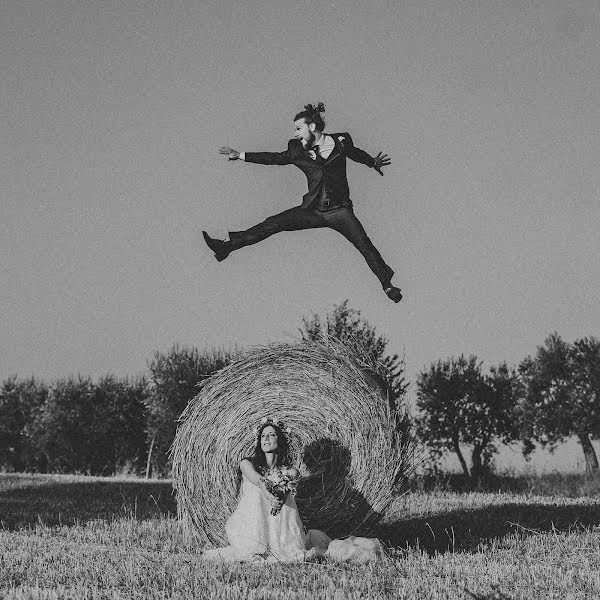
[244,133,376,209]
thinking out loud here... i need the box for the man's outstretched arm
[339,134,391,176]
[219,144,293,166]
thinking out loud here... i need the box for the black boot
[384,284,402,303]
[202,231,231,262]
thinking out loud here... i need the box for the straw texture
[171,338,414,546]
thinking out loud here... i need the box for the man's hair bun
[304,102,325,114]
[293,102,326,130]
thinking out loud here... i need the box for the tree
[91,375,149,474]
[0,376,48,471]
[24,374,149,475]
[300,300,408,410]
[27,375,98,473]
[519,333,600,474]
[145,344,235,475]
[416,355,520,482]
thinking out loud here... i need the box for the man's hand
[373,152,391,176]
[219,146,240,160]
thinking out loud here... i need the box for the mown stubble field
[1,473,599,599]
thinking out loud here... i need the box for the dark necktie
[311,145,325,164]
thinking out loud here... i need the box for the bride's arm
[240,459,280,506]
[239,459,263,486]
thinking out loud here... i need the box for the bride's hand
[259,480,280,504]
[267,491,283,508]
[264,487,284,509]
[284,467,300,481]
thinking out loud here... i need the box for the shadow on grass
[375,500,600,555]
[410,471,600,497]
[4,473,600,558]
[0,474,176,530]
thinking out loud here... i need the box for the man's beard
[300,133,316,149]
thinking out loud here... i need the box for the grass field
[1,473,600,599]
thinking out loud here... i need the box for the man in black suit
[203,103,402,303]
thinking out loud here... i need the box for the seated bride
[201,418,384,563]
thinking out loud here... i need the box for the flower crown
[254,417,292,444]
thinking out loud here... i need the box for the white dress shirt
[310,133,335,160]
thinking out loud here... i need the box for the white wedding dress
[201,475,383,563]
[202,475,309,562]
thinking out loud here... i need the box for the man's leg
[320,206,402,302]
[203,207,326,260]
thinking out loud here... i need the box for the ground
[1,472,599,599]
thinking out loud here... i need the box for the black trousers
[228,204,394,288]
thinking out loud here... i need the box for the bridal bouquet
[263,469,297,516]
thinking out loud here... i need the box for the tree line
[0,347,233,477]
[1,303,598,480]
[0,302,403,477]
[416,333,600,481]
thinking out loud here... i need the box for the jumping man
[203,102,402,303]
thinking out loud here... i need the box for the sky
[2,0,600,433]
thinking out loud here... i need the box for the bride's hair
[249,421,292,474]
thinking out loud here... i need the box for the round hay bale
[171,338,414,547]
